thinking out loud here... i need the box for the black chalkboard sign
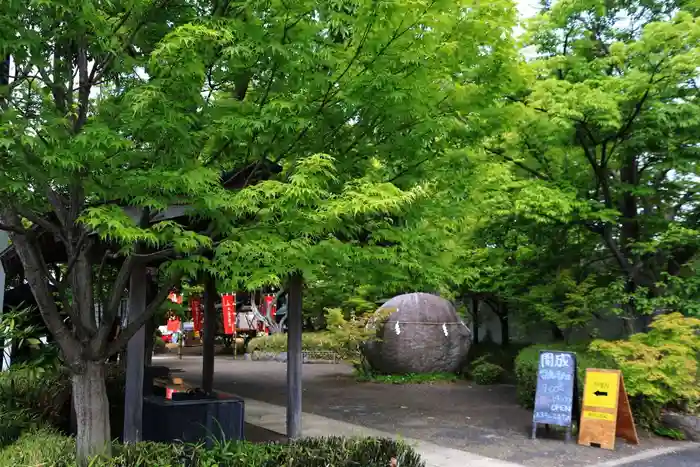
[531,350,578,441]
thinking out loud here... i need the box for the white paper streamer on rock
[442,323,448,336]
[394,321,401,335]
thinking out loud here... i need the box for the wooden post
[123,264,147,443]
[286,272,303,439]
[202,275,217,394]
[178,318,183,360]
[0,232,10,371]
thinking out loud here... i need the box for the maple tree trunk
[497,303,509,348]
[72,360,112,466]
[470,296,479,346]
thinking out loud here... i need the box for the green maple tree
[0,0,518,462]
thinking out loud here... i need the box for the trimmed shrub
[0,365,70,429]
[248,332,344,356]
[0,432,424,467]
[0,408,40,449]
[284,436,424,467]
[153,334,167,354]
[249,309,379,362]
[0,426,75,467]
[0,363,126,438]
[514,318,699,430]
[471,358,505,385]
[358,372,458,384]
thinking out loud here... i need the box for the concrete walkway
[243,396,524,467]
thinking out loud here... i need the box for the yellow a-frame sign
[578,369,639,450]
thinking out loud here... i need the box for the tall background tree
[473,0,700,330]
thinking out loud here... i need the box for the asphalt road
[627,446,700,467]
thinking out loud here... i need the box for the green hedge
[248,331,359,360]
[471,361,505,385]
[0,364,126,444]
[514,343,615,409]
[0,427,75,467]
[0,429,425,467]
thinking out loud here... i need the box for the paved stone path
[243,397,522,467]
[157,355,694,467]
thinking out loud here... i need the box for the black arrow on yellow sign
[594,390,608,396]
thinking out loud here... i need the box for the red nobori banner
[168,292,182,304]
[264,294,276,320]
[190,296,202,333]
[166,316,181,333]
[221,293,236,335]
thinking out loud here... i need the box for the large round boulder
[361,293,472,374]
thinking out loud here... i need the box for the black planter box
[142,393,245,444]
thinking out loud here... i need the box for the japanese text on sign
[532,350,577,428]
[540,352,572,369]
[221,294,236,335]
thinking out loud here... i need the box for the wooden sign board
[578,368,639,450]
[531,350,579,441]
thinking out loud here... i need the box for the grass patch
[356,372,459,384]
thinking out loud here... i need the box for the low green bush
[471,358,505,385]
[514,315,700,431]
[0,364,70,429]
[249,308,378,362]
[0,426,75,467]
[0,431,425,467]
[0,408,40,449]
[153,334,167,354]
[591,313,700,428]
[0,363,126,437]
[284,436,424,467]
[357,372,458,384]
[248,331,346,356]
[467,342,529,373]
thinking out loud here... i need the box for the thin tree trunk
[498,303,509,348]
[470,296,479,346]
[72,360,111,466]
[551,324,564,341]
